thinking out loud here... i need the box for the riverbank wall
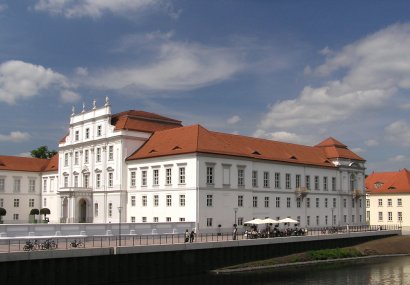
[0,230,398,285]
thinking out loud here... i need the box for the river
[134,255,410,285]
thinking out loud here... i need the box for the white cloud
[365,139,379,147]
[17,152,32,158]
[389,154,408,162]
[75,67,88,76]
[351,147,365,154]
[257,23,410,137]
[34,0,161,19]
[0,60,69,104]
[0,131,30,142]
[227,115,241,125]
[86,42,243,92]
[385,120,410,147]
[0,3,7,12]
[253,130,317,145]
[60,90,81,103]
[399,102,410,110]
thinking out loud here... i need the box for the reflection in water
[132,256,410,285]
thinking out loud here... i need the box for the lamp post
[233,208,238,226]
[118,206,123,246]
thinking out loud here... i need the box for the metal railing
[0,224,400,253]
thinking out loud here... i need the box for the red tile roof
[315,137,365,161]
[0,156,51,172]
[127,125,363,167]
[111,110,182,132]
[366,169,410,194]
[43,154,59,172]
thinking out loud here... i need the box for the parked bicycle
[69,239,84,248]
[23,240,34,251]
[40,239,57,250]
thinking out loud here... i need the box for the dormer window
[374,182,384,189]
[97,125,102,137]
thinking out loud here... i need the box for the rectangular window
[165,168,172,185]
[166,195,172,207]
[43,198,47,207]
[378,212,383,221]
[274,172,280,189]
[64,153,68,166]
[378,199,383,207]
[14,178,21,193]
[13,214,19,221]
[366,211,370,222]
[316,198,320,208]
[84,150,89,164]
[108,203,112,218]
[263,172,270,188]
[142,195,147,207]
[238,169,244,187]
[264,196,269,208]
[352,198,355,208]
[130,171,136,187]
[0,178,4,192]
[74,151,79,165]
[166,217,171,222]
[29,199,34,208]
[141,170,147,186]
[398,212,403,222]
[64,176,69,187]
[43,179,47,192]
[306,198,310,208]
[238,217,243,226]
[108,145,114,160]
[323,177,328,191]
[74,175,78,187]
[388,199,392,207]
[0,198,3,207]
[305,175,310,190]
[314,176,319,190]
[85,128,90,139]
[366,199,370,208]
[131,196,136,207]
[29,179,36,193]
[287,197,291,208]
[96,148,101,162]
[359,198,362,208]
[206,218,213,227]
[332,177,336,191]
[97,125,102,137]
[252,171,258,187]
[398,198,402,207]
[179,167,186,184]
[297,198,301,208]
[94,203,99,217]
[96,173,101,188]
[179,195,185,207]
[179,218,185,222]
[153,169,159,186]
[325,215,328,225]
[275,197,280,208]
[142,217,147,223]
[316,215,319,226]
[333,198,337,208]
[285,173,291,189]
[296,174,301,188]
[154,195,159,206]
[131,217,136,223]
[75,130,79,141]
[344,198,347,208]
[207,194,213,207]
[14,199,19,207]
[253,196,258,208]
[108,172,113,187]
[238,195,243,207]
[207,166,214,184]
[388,212,393,221]
[325,198,328,208]
[307,216,310,226]
[344,215,347,223]
[153,217,158,222]
[84,174,89,188]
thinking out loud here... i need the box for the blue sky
[1,0,410,173]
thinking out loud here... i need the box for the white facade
[0,101,367,232]
[366,194,405,227]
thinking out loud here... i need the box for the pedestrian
[232,225,238,240]
[184,229,189,243]
[189,230,195,243]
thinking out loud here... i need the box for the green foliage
[30,208,40,215]
[307,248,362,260]
[40,208,50,217]
[0,207,6,216]
[30,146,57,159]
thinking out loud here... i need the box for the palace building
[0,99,367,232]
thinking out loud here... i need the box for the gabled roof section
[127,125,338,168]
[0,156,51,172]
[111,110,182,133]
[366,169,410,194]
[315,137,364,161]
[43,154,59,172]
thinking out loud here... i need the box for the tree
[40,208,50,222]
[30,208,40,223]
[30,146,57,159]
[0,208,6,224]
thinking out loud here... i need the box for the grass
[306,248,362,260]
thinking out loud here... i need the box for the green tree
[0,208,6,224]
[40,208,50,220]
[30,146,57,159]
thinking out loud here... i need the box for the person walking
[232,225,238,240]
[189,230,195,243]
[185,229,189,243]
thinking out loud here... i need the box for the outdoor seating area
[243,218,307,239]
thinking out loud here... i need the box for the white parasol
[279,218,298,224]
[262,218,279,224]
[244,218,265,225]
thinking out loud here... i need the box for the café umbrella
[244,218,265,225]
[262,218,279,224]
[279,218,298,224]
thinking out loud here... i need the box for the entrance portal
[79,199,87,223]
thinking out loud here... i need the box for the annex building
[0,99,367,232]
[365,168,410,228]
